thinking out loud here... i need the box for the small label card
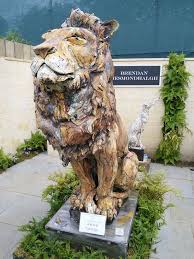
[79,212,106,236]
[115,227,125,236]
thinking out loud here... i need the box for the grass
[14,169,174,259]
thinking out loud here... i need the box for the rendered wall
[0,57,36,154]
[48,58,194,162]
[0,53,193,161]
[114,58,194,162]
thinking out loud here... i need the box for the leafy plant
[14,170,174,259]
[128,172,174,258]
[16,131,47,160]
[42,170,79,215]
[15,171,105,258]
[0,131,46,173]
[2,30,30,44]
[0,148,14,172]
[156,53,190,164]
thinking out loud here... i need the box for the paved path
[0,154,194,259]
[0,153,64,259]
[150,163,194,259]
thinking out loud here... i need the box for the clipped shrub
[156,53,190,164]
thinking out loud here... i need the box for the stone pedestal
[129,147,144,161]
[46,191,138,259]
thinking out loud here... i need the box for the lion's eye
[47,47,56,54]
[67,36,87,45]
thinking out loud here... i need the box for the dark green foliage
[42,170,79,215]
[3,30,30,44]
[19,217,105,259]
[156,53,190,164]
[16,131,47,161]
[129,172,174,258]
[0,131,47,173]
[0,148,14,172]
[14,170,173,259]
[15,171,106,259]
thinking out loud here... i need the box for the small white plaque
[79,212,106,236]
[115,227,124,236]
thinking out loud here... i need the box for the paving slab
[150,163,192,181]
[0,153,64,196]
[151,222,194,259]
[0,194,49,226]
[168,196,194,223]
[0,152,67,259]
[150,163,194,259]
[0,223,23,259]
[166,178,194,199]
[0,190,23,215]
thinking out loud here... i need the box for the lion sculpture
[31,9,138,221]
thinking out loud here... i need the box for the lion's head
[31,9,119,164]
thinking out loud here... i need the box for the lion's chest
[35,85,97,145]
[36,85,93,122]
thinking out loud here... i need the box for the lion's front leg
[94,132,121,221]
[70,159,97,213]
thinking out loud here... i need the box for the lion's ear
[102,20,119,40]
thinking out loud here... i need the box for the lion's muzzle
[31,41,75,86]
[31,57,74,85]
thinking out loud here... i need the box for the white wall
[114,58,194,162]
[0,57,36,154]
[0,55,193,162]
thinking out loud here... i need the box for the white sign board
[79,212,106,236]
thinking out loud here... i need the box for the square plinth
[46,191,138,258]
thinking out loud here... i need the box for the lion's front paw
[84,189,97,214]
[70,192,85,210]
[95,196,120,221]
[70,189,97,213]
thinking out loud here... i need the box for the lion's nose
[33,43,53,59]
